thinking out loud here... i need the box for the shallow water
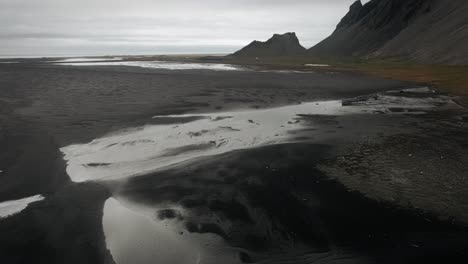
[52,57,123,63]
[61,88,454,182]
[102,198,241,264]
[56,60,241,71]
[0,195,44,219]
[304,64,330,67]
[61,100,342,182]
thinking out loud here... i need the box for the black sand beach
[1,62,468,264]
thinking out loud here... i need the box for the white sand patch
[56,60,241,71]
[0,195,44,219]
[61,89,453,183]
[103,198,240,264]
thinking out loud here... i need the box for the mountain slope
[309,0,468,64]
[231,32,306,57]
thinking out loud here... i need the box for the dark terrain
[1,0,468,263]
[1,62,468,263]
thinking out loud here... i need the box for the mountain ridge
[231,32,306,57]
[229,0,468,65]
[308,0,468,64]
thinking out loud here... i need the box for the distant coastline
[0,52,233,60]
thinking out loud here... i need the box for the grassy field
[335,60,468,105]
[220,56,468,105]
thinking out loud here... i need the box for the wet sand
[1,62,468,263]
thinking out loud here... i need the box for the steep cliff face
[376,0,468,64]
[231,32,306,57]
[309,0,468,64]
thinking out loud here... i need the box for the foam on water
[56,60,241,71]
[0,195,44,219]
[60,89,451,183]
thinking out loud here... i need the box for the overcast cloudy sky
[0,0,368,56]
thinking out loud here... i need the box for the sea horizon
[0,51,232,59]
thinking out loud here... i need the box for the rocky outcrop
[309,0,468,65]
[231,32,306,57]
[335,0,365,29]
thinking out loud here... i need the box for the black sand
[1,63,468,263]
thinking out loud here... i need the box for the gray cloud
[0,0,365,56]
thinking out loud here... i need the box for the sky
[0,0,369,56]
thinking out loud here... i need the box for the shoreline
[4,53,467,107]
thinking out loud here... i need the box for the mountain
[231,32,306,57]
[309,0,468,64]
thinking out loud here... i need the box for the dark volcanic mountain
[231,32,306,57]
[309,0,468,64]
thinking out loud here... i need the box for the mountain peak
[309,0,468,64]
[231,32,306,57]
[272,32,297,38]
[336,0,365,29]
[351,0,363,9]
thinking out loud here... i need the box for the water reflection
[102,198,241,264]
[56,60,242,71]
[0,195,44,219]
